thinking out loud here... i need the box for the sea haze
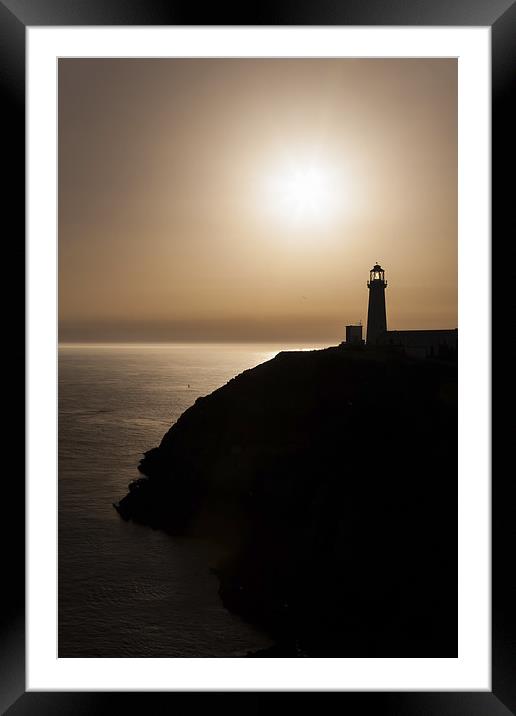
[58,342,322,657]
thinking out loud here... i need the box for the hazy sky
[59,58,457,342]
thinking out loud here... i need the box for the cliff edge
[115,346,457,656]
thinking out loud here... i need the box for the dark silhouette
[115,345,457,657]
[377,328,458,359]
[345,324,364,345]
[365,263,457,358]
[366,263,388,344]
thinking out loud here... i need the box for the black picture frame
[3,0,512,712]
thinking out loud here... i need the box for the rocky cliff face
[116,346,457,656]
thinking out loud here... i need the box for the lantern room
[368,263,387,286]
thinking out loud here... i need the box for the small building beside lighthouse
[348,263,457,359]
[345,324,364,345]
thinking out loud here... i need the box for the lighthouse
[366,263,387,344]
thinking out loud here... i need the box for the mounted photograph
[58,57,458,658]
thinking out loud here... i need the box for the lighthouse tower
[366,263,388,344]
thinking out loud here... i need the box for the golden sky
[58,58,457,342]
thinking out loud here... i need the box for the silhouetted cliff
[116,346,457,656]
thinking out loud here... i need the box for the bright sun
[266,161,338,224]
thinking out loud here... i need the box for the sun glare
[267,161,338,224]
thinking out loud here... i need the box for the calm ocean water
[58,342,323,657]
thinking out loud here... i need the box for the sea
[58,342,323,657]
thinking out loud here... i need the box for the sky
[58,58,457,343]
